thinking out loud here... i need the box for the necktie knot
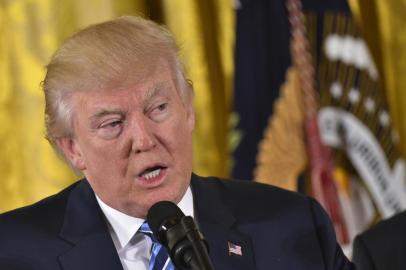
[139,222,154,238]
[139,221,175,270]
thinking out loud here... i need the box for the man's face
[58,62,195,218]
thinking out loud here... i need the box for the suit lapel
[191,174,257,270]
[58,180,123,270]
[57,175,256,270]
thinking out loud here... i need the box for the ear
[56,137,86,171]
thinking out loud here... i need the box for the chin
[147,191,179,208]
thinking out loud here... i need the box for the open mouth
[139,166,167,180]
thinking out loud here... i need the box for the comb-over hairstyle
[43,16,192,151]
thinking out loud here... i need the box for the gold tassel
[254,67,307,191]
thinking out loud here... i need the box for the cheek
[166,118,193,149]
[84,132,131,157]
[80,138,130,177]
[169,121,194,169]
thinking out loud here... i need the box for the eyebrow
[143,81,169,105]
[89,81,170,122]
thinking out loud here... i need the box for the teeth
[142,168,161,180]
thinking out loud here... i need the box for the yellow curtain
[161,1,235,177]
[349,0,406,158]
[0,0,76,213]
[0,0,234,213]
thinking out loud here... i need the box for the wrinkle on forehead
[76,79,173,121]
[72,60,180,122]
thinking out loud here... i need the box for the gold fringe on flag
[255,67,307,191]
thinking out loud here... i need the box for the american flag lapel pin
[228,241,243,256]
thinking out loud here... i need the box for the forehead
[76,80,174,111]
[74,62,178,107]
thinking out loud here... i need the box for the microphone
[147,201,215,270]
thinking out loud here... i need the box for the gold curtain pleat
[348,0,406,158]
[0,0,234,213]
[0,0,75,213]
[0,0,132,213]
[161,0,234,177]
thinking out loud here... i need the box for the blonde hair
[43,16,192,149]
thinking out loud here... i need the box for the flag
[231,0,292,181]
[228,242,243,256]
[312,8,406,230]
[234,0,406,246]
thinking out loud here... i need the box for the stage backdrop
[0,0,234,213]
[1,0,406,221]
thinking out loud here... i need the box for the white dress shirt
[96,187,194,270]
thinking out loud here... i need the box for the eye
[100,120,123,129]
[96,118,124,139]
[149,102,170,122]
[157,103,168,111]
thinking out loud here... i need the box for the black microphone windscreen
[147,201,185,236]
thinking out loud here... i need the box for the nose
[130,117,156,153]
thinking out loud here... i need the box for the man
[0,16,353,270]
[352,210,406,270]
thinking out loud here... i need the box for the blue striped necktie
[139,222,176,270]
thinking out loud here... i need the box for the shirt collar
[96,187,194,250]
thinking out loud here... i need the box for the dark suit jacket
[352,211,406,270]
[0,174,353,270]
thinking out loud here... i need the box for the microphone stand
[180,216,215,270]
